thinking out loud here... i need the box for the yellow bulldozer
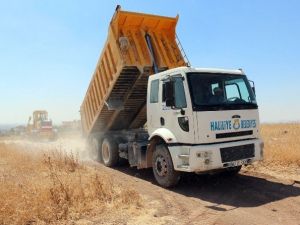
[27,110,57,141]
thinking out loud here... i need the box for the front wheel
[152,145,181,188]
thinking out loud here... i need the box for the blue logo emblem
[233,118,240,130]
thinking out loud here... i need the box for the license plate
[227,159,249,167]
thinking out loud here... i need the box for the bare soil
[1,127,300,225]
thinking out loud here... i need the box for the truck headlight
[178,116,189,132]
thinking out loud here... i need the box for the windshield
[187,72,257,111]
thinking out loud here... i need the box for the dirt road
[101,165,300,225]
[5,137,300,225]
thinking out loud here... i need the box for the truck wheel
[101,137,119,167]
[223,166,242,176]
[152,145,180,188]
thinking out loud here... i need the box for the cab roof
[151,66,245,80]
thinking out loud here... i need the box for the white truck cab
[147,66,263,184]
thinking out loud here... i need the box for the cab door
[160,73,195,144]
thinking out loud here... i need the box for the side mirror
[248,80,256,95]
[165,81,175,107]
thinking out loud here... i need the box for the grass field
[261,123,300,166]
[0,143,141,225]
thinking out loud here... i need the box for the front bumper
[168,138,264,172]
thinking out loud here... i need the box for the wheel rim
[155,155,168,177]
[102,142,110,164]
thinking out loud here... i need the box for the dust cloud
[2,134,93,162]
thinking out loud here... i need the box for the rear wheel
[152,145,180,188]
[101,137,119,167]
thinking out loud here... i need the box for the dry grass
[0,143,142,225]
[261,123,300,166]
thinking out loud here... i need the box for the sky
[0,0,300,125]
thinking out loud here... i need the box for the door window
[162,76,187,108]
[174,77,187,108]
[150,79,159,103]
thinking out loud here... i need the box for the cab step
[178,154,189,159]
[177,165,189,169]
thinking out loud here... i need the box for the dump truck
[80,6,264,187]
[27,110,57,141]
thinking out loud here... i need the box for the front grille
[220,144,255,163]
[216,130,253,139]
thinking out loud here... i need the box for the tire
[223,166,242,176]
[152,145,181,188]
[101,137,119,167]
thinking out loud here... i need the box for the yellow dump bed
[80,8,187,136]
